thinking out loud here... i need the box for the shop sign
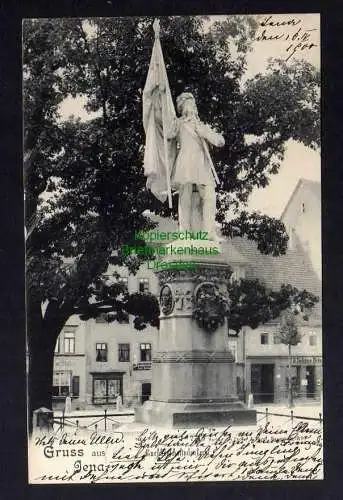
[291,356,322,365]
[133,362,152,371]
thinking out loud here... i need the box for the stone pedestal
[136,240,256,427]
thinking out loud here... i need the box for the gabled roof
[230,234,321,298]
[230,233,321,321]
[280,178,321,220]
[220,239,248,264]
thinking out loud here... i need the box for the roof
[230,233,322,321]
[280,178,321,220]
[230,234,321,297]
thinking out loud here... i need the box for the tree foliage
[277,309,302,347]
[227,280,318,335]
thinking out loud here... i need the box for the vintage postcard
[24,14,322,483]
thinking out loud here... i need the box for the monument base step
[135,400,256,428]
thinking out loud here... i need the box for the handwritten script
[29,421,323,483]
[255,15,318,62]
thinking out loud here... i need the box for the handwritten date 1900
[255,15,318,62]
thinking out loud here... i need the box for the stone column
[136,240,256,427]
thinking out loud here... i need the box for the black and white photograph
[24,14,322,482]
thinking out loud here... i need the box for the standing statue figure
[168,92,224,239]
[143,20,225,240]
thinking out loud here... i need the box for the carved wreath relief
[159,284,174,315]
[192,282,229,333]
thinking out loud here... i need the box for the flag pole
[153,19,173,209]
[161,96,173,209]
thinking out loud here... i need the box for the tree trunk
[28,333,56,434]
[288,343,294,408]
[27,301,71,435]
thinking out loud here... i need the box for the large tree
[23,16,320,426]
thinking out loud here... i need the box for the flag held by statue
[142,19,176,208]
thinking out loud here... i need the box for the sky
[243,13,320,217]
[58,13,320,219]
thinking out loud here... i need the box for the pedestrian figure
[65,393,72,413]
[116,394,122,411]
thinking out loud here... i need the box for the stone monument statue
[142,20,225,240]
[136,19,256,428]
[169,92,224,239]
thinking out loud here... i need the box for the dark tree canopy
[227,280,319,335]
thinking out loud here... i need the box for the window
[118,343,130,362]
[95,279,103,293]
[140,343,151,362]
[92,375,122,404]
[117,278,129,323]
[309,334,317,346]
[64,331,75,353]
[230,267,244,282]
[53,371,71,397]
[273,333,281,344]
[96,312,109,323]
[54,337,60,353]
[230,269,238,282]
[72,376,80,397]
[138,278,150,293]
[301,202,306,213]
[96,343,108,362]
[260,333,269,345]
[117,277,128,291]
[95,275,110,293]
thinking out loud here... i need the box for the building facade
[281,178,321,279]
[240,323,322,404]
[53,318,86,410]
[52,267,158,410]
[231,178,322,404]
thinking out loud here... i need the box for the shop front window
[92,376,122,404]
